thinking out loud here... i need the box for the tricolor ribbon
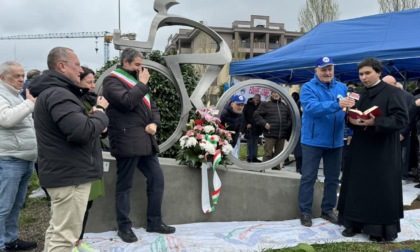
[201,150,222,213]
[109,68,151,110]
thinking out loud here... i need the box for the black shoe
[117,229,138,243]
[321,211,338,224]
[5,238,37,251]
[252,158,262,163]
[369,235,384,243]
[342,227,361,237]
[146,223,176,234]
[300,213,312,227]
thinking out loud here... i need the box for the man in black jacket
[102,48,175,243]
[254,91,292,170]
[29,47,109,251]
[242,94,262,162]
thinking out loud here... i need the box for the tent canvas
[229,8,420,84]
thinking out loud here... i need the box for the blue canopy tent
[229,8,420,84]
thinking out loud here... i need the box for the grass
[262,241,420,251]
[238,142,264,161]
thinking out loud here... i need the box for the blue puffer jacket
[300,76,347,148]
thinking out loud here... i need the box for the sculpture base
[86,154,323,232]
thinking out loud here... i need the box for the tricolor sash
[109,68,151,110]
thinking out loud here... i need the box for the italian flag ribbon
[201,149,222,213]
[109,68,151,110]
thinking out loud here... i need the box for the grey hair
[0,61,23,75]
[120,48,143,66]
[47,47,73,70]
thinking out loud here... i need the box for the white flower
[222,144,233,155]
[179,136,188,149]
[198,155,204,159]
[199,140,216,155]
[185,137,198,148]
[203,125,215,134]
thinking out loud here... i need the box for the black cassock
[337,81,408,240]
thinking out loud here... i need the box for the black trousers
[115,154,164,231]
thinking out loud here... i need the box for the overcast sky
[0,0,380,73]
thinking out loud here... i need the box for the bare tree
[378,0,420,13]
[298,0,340,32]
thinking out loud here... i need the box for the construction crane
[0,31,136,64]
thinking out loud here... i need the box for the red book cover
[348,106,381,120]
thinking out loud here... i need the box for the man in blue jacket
[298,57,355,227]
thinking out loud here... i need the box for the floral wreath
[176,108,234,213]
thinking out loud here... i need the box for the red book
[348,106,382,120]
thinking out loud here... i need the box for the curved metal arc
[215,79,301,172]
[95,60,191,153]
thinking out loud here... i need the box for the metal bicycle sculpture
[96,0,301,171]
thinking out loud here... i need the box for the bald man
[382,75,397,86]
[382,75,414,183]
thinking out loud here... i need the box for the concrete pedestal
[86,154,323,232]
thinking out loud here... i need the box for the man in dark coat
[220,94,246,150]
[102,48,175,243]
[338,58,408,242]
[254,91,292,170]
[29,47,109,251]
[242,94,262,162]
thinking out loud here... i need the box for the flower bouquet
[176,108,234,213]
[176,108,234,168]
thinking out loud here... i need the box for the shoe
[369,235,384,243]
[252,158,262,163]
[342,227,361,237]
[146,223,176,234]
[28,188,46,199]
[117,229,138,243]
[300,213,312,227]
[415,183,420,188]
[5,238,37,251]
[77,242,100,252]
[321,211,338,224]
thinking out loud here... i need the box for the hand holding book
[348,106,381,127]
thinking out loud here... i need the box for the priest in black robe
[337,58,408,242]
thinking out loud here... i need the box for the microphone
[345,87,354,114]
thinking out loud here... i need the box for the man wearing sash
[102,48,175,243]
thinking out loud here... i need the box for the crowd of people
[224,56,419,243]
[0,47,175,252]
[1,49,419,252]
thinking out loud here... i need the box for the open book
[348,106,381,120]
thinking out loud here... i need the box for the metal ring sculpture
[95,0,302,170]
[216,79,301,171]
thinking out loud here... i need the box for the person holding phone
[102,48,175,243]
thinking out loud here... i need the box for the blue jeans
[246,134,259,161]
[0,157,34,249]
[298,144,341,215]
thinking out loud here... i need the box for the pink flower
[194,125,203,131]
